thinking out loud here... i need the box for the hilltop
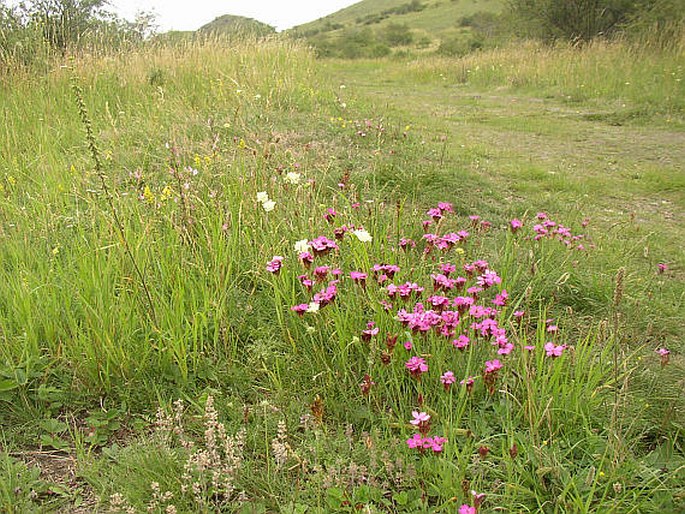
[198,14,275,37]
[290,0,504,57]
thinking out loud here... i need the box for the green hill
[290,0,505,57]
[199,14,275,37]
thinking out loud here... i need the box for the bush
[509,0,644,41]
[382,23,414,47]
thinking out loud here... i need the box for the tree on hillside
[20,0,109,51]
[508,0,643,41]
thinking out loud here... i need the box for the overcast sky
[109,0,360,32]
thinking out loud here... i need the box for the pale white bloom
[353,228,372,243]
[284,172,301,185]
[306,302,320,313]
[262,200,276,212]
[294,239,311,253]
[256,191,269,203]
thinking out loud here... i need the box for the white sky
[109,0,361,32]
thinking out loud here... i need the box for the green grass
[0,37,683,512]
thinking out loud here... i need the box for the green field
[0,35,683,513]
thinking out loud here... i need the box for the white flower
[284,172,301,185]
[353,228,372,243]
[262,200,276,212]
[257,191,269,203]
[294,239,311,253]
[306,302,320,313]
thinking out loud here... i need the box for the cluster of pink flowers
[422,231,470,251]
[406,411,446,453]
[387,282,425,299]
[532,212,587,250]
[406,433,447,453]
[277,201,592,481]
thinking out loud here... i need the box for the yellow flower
[143,185,155,204]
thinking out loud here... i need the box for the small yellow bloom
[143,185,155,204]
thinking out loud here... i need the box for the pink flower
[452,335,470,350]
[492,289,509,307]
[399,237,416,250]
[437,202,453,213]
[406,433,423,449]
[524,345,536,351]
[497,342,515,355]
[431,436,447,452]
[298,275,314,290]
[656,347,670,367]
[657,263,669,274]
[544,342,567,358]
[266,256,284,274]
[471,490,486,507]
[308,236,338,256]
[314,265,330,281]
[361,322,379,341]
[460,376,475,393]
[323,207,337,223]
[405,356,428,378]
[440,263,456,275]
[510,218,523,232]
[513,310,525,318]
[290,303,309,316]
[410,411,430,426]
[298,251,314,267]
[350,270,367,287]
[484,359,503,374]
[441,371,456,390]
[459,506,476,514]
[426,207,443,221]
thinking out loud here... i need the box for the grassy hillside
[291,0,504,57]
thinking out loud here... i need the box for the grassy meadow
[0,35,683,513]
